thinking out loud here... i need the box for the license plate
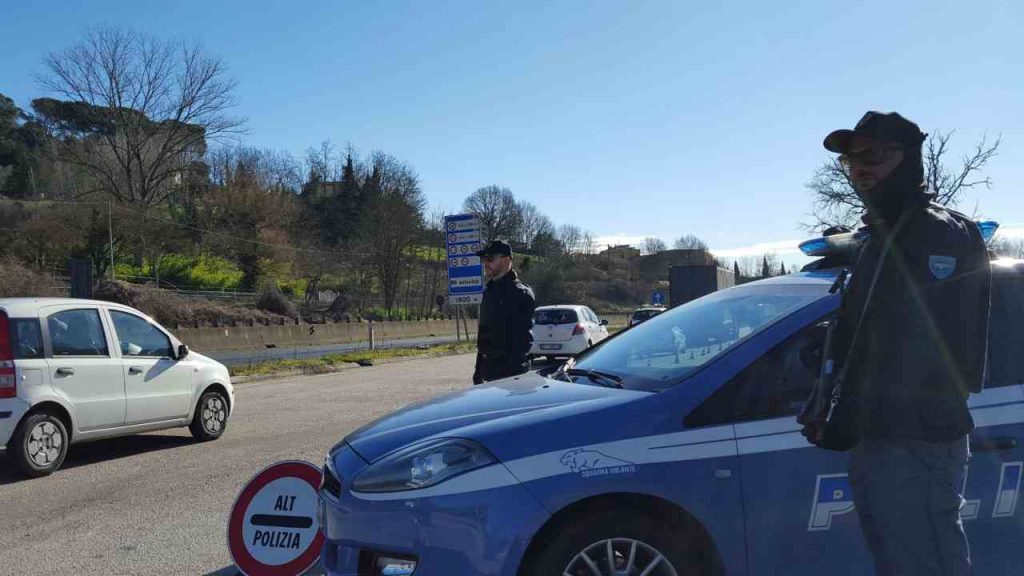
[540,344,562,351]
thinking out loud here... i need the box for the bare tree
[991,237,1024,259]
[359,151,426,317]
[463,185,522,242]
[35,27,243,264]
[559,224,584,256]
[643,237,667,255]
[37,27,243,205]
[198,149,299,290]
[807,131,1000,230]
[516,201,553,250]
[673,234,709,251]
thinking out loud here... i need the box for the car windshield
[535,308,578,325]
[573,283,828,391]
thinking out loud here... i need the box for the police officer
[472,240,536,385]
[808,112,991,575]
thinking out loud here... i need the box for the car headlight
[352,438,496,493]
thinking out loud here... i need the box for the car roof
[634,306,666,311]
[0,298,136,318]
[535,305,586,310]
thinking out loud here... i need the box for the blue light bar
[798,237,830,256]
[977,220,999,243]
[799,220,999,257]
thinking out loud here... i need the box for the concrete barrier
[174,312,630,353]
[174,319,479,352]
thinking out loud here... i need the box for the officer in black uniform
[472,240,536,385]
[809,112,991,575]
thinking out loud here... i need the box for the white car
[629,305,667,327]
[0,298,234,477]
[529,305,610,359]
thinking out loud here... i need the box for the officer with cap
[472,240,536,385]
[805,112,991,575]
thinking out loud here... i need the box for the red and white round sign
[228,461,325,576]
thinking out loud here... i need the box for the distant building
[638,249,716,282]
[599,244,641,260]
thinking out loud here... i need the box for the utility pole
[108,200,115,281]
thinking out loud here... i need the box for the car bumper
[0,398,31,450]
[529,339,587,357]
[319,444,550,576]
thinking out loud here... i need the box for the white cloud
[995,225,1024,240]
[592,234,651,250]
[710,239,805,259]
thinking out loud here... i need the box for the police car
[319,222,1024,576]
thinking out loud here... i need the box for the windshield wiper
[566,368,624,389]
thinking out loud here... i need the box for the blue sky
[2,0,1022,265]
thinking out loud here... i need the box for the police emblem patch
[929,255,956,279]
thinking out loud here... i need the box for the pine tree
[733,261,741,282]
[780,262,787,275]
[762,256,770,278]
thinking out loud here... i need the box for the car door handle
[55,367,75,376]
[970,437,1018,452]
[128,366,144,375]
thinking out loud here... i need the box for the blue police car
[319,224,1024,576]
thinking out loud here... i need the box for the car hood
[345,372,639,462]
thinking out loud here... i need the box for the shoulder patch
[929,255,957,279]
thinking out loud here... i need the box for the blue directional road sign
[445,214,483,305]
[652,291,665,306]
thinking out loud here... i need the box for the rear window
[535,308,579,325]
[10,318,44,360]
[632,309,662,321]
[987,274,1024,387]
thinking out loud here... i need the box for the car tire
[9,411,70,478]
[519,505,700,576]
[189,390,229,442]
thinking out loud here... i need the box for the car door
[687,316,876,575]
[107,309,193,424]
[42,306,126,431]
[958,269,1024,574]
[587,307,609,341]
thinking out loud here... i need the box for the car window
[684,319,827,427]
[535,308,579,325]
[47,309,109,357]
[584,308,597,323]
[110,311,173,358]
[10,318,44,360]
[574,284,827,392]
[986,274,1024,388]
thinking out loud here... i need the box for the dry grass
[94,281,291,328]
[0,257,67,298]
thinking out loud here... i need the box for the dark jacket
[474,270,535,383]
[834,201,991,442]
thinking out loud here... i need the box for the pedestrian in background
[472,240,535,384]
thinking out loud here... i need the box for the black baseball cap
[824,111,926,153]
[475,240,512,258]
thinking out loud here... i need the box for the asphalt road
[0,353,479,576]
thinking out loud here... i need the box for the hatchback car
[629,305,667,327]
[529,305,610,359]
[0,298,234,477]
[319,235,1023,576]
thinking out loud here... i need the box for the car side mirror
[177,344,190,360]
[600,320,609,326]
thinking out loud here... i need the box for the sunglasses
[838,146,904,168]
